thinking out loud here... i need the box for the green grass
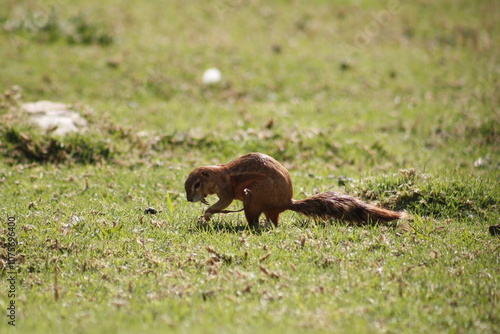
[0,0,499,333]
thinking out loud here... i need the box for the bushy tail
[289,191,407,224]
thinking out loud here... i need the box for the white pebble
[202,68,222,84]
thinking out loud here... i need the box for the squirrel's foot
[202,211,213,222]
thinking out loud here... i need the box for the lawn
[0,0,499,333]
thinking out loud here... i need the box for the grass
[0,0,499,333]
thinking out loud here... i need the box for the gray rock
[22,101,88,136]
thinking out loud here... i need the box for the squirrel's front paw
[199,212,212,223]
[203,211,213,221]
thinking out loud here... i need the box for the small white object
[69,215,84,226]
[202,68,222,84]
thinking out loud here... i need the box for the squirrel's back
[226,153,292,182]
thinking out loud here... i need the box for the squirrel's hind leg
[244,207,261,229]
[264,211,280,227]
[242,188,260,228]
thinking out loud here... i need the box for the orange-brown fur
[185,153,408,228]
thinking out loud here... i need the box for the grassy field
[0,0,499,333]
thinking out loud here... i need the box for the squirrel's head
[184,167,212,205]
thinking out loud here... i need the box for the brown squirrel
[184,153,408,228]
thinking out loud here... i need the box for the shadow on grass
[188,216,407,235]
[291,217,405,230]
[189,219,265,235]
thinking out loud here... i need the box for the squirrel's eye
[194,181,201,189]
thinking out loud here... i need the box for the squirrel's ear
[201,170,210,178]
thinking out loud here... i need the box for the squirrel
[184,153,408,228]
